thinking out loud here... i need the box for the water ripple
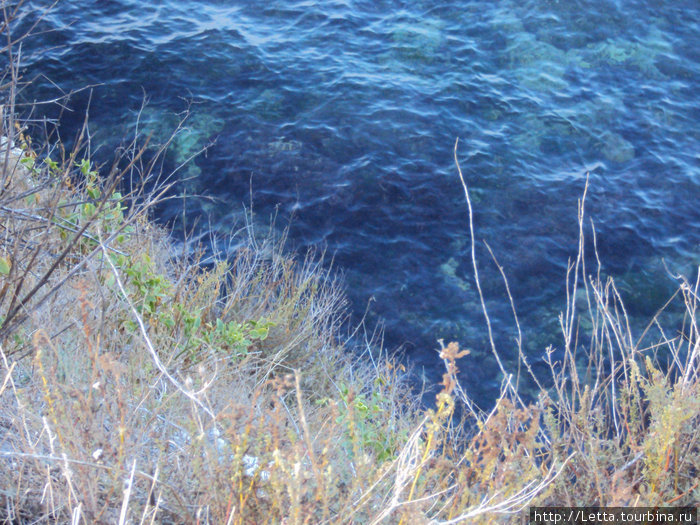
[17,0,700,404]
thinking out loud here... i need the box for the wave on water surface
[17,0,700,403]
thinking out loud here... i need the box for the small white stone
[242,454,259,476]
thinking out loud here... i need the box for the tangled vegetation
[0,3,698,523]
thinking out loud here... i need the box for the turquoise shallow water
[15,0,700,404]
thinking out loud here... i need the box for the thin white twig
[118,459,137,525]
[453,139,510,387]
[431,452,575,524]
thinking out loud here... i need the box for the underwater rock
[504,32,572,69]
[524,305,565,356]
[599,131,635,163]
[267,136,302,154]
[174,113,225,172]
[616,261,678,317]
[592,40,637,64]
[490,8,525,34]
[512,115,547,151]
[391,18,445,65]
[502,21,674,82]
[583,28,673,77]
[253,89,287,121]
[482,106,503,121]
[500,32,582,95]
[513,67,568,92]
[132,105,225,181]
[439,257,471,292]
[512,130,542,151]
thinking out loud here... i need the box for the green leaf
[87,186,101,200]
[45,158,59,172]
[0,256,11,275]
[82,202,96,217]
[249,327,269,340]
[78,158,91,176]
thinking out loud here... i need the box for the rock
[439,257,471,292]
[599,131,635,163]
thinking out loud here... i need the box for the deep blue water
[14,0,700,405]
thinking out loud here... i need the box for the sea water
[14,0,700,405]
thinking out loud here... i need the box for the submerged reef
[134,105,225,181]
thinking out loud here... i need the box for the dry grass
[0,5,698,524]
